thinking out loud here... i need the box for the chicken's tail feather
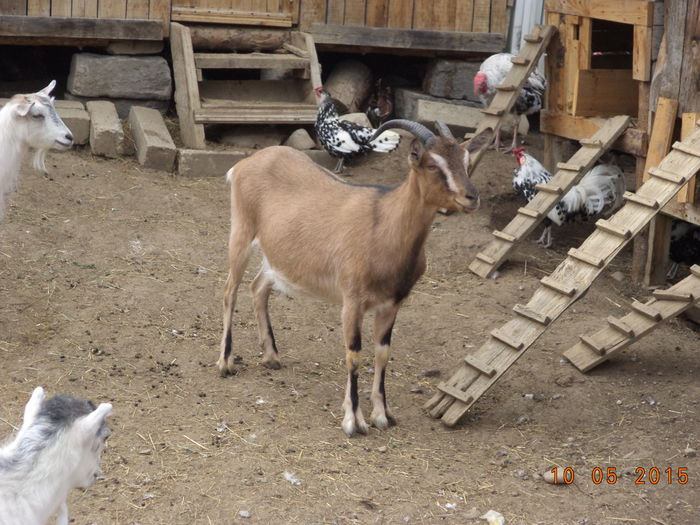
[369,130,401,152]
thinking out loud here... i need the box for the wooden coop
[541,0,700,285]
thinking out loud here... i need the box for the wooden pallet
[170,22,322,149]
[469,115,631,278]
[425,122,700,427]
[564,265,700,372]
[466,24,556,169]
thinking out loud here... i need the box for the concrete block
[68,53,172,100]
[57,107,90,145]
[423,59,482,102]
[106,40,165,55]
[86,101,124,158]
[128,106,176,171]
[178,149,250,177]
[394,88,479,121]
[325,60,372,113]
[284,128,316,150]
[65,93,169,119]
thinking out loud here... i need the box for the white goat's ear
[38,80,56,97]
[14,101,33,117]
[78,403,112,440]
[19,387,45,432]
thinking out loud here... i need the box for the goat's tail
[369,130,401,153]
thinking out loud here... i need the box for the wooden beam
[543,0,653,26]
[170,22,205,150]
[643,97,679,182]
[309,23,504,54]
[633,24,652,81]
[679,0,700,115]
[171,7,293,27]
[0,14,162,41]
[677,113,700,203]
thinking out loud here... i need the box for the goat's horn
[434,121,454,138]
[370,119,435,145]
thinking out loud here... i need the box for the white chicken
[512,147,625,248]
[473,53,546,152]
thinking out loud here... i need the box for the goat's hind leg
[341,300,368,437]
[370,303,400,430]
[218,231,254,377]
[251,267,281,370]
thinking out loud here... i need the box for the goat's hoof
[371,414,390,431]
[342,417,369,437]
[262,359,281,370]
[216,358,237,377]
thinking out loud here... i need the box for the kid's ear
[79,403,112,440]
[37,80,56,97]
[14,101,33,118]
[18,387,45,435]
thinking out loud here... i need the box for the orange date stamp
[550,466,690,485]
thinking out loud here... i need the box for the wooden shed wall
[0,0,170,20]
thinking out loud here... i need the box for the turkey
[668,220,700,279]
[473,53,546,152]
[314,86,400,173]
[512,147,625,248]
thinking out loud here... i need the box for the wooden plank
[366,0,390,27]
[454,0,473,32]
[677,113,700,203]
[651,0,686,108]
[150,0,172,36]
[633,24,652,81]
[606,316,635,337]
[299,0,326,30]
[545,12,566,115]
[433,0,456,31]
[72,0,87,17]
[653,289,694,302]
[84,0,98,18]
[543,0,653,25]
[387,0,414,29]
[540,275,576,296]
[649,166,687,185]
[309,23,504,53]
[412,0,433,30]
[624,190,659,209]
[344,0,366,25]
[98,0,127,18]
[578,16,591,70]
[51,0,72,17]
[513,304,551,325]
[662,201,700,227]
[679,0,700,115]
[568,247,605,268]
[170,22,206,149]
[0,0,26,15]
[126,0,150,19]
[490,328,524,351]
[573,69,639,117]
[563,14,579,113]
[631,300,663,321]
[490,0,507,34]
[304,32,323,93]
[595,218,632,239]
[0,14,163,40]
[492,230,516,242]
[580,334,607,355]
[462,355,497,377]
[171,7,293,26]
[27,0,49,16]
[326,0,345,25]
[472,0,490,32]
[194,53,309,69]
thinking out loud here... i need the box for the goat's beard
[32,148,48,173]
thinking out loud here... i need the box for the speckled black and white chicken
[473,52,546,152]
[668,220,700,279]
[513,147,626,248]
[314,86,400,173]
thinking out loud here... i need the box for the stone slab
[284,128,316,150]
[65,93,168,119]
[128,106,176,171]
[57,107,90,145]
[106,41,165,55]
[86,100,124,158]
[178,149,250,177]
[68,53,172,100]
[423,58,482,102]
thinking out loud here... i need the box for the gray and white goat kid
[0,387,112,525]
[218,120,493,436]
[0,80,74,218]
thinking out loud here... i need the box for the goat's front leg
[370,303,400,430]
[55,502,69,525]
[251,268,280,369]
[341,301,368,437]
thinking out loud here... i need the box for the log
[188,25,289,52]
[324,59,372,113]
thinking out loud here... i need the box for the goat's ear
[18,387,45,434]
[14,101,33,118]
[409,138,425,167]
[37,80,56,97]
[465,127,494,153]
[78,403,112,440]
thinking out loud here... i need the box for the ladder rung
[579,334,607,355]
[606,315,635,337]
[535,183,564,195]
[523,34,543,43]
[652,289,695,302]
[672,141,700,158]
[510,56,530,65]
[481,107,505,116]
[513,303,551,325]
[493,230,516,243]
[631,300,663,321]
[517,206,541,218]
[596,219,632,239]
[568,248,605,268]
[556,162,584,172]
[648,166,687,185]
[475,252,496,265]
[437,382,473,404]
[462,355,497,377]
[579,138,603,147]
[540,275,577,297]
[495,84,516,91]
[623,191,659,209]
[692,264,700,278]
[490,328,525,351]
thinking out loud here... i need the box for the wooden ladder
[469,115,631,278]
[466,24,556,169]
[170,22,322,149]
[425,122,700,427]
[564,264,700,372]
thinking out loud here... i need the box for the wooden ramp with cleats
[469,115,631,279]
[425,122,700,427]
[564,265,700,373]
[170,22,321,149]
[467,24,556,168]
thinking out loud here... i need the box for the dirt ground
[0,132,698,525]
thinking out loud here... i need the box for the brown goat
[218,120,493,436]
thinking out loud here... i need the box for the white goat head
[0,387,112,525]
[8,80,74,172]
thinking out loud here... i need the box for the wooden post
[677,113,700,203]
[631,82,651,281]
